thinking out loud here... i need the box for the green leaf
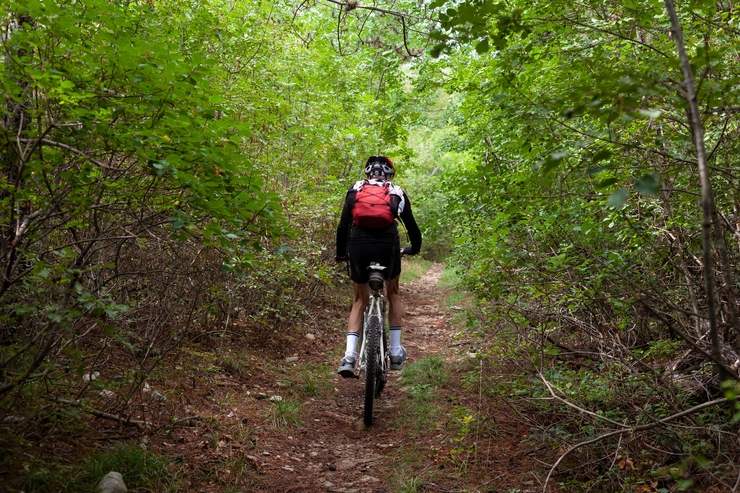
[608,189,628,209]
[430,43,445,58]
[635,173,659,195]
[540,150,568,174]
[596,177,619,189]
[150,159,171,176]
[676,479,694,491]
[591,149,611,163]
[475,38,490,54]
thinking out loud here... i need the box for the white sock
[390,326,402,355]
[345,331,359,358]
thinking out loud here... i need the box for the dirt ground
[145,263,544,492]
[1,263,547,492]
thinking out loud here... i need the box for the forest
[1,0,737,492]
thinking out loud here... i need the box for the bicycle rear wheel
[363,314,381,427]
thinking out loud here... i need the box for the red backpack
[352,182,395,229]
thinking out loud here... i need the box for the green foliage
[74,443,177,492]
[0,2,426,488]
[2,0,737,490]
[406,4,738,484]
[448,404,479,473]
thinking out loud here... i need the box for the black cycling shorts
[347,225,401,284]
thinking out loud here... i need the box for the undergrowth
[400,257,433,283]
[389,445,433,493]
[21,443,178,493]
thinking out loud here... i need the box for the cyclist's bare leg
[386,276,403,326]
[348,281,369,331]
[338,282,369,375]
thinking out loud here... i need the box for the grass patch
[401,356,448,388]
[438,265,475,328]
[294,362,333,398]
[217,351,249,378]
[400,257,433,283]
[399,357,448,431]
[400,383,438,431]
[75,443,177,491]
[396,474,424,493]
[438,264,463,289]
[22,443,178,493]
[268,399,302,428]
[389,446,432,493]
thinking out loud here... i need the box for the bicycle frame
[357,290,387,376]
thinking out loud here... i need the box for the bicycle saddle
[367,263,386,291]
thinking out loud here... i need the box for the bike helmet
[364,155,395,180]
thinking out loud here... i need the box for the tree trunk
[662,0,726,376]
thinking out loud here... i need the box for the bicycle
[354,262,390,426]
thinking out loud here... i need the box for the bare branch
[322,0,427,21]
[542,397,730,492]
[16,138,124,171]
[663,0,722,378]
[538,372,627,428]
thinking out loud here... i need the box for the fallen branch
[542,396,730,492]
[53,398,153,429]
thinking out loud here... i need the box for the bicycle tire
[375,318,388,397]
[363,314,381,427]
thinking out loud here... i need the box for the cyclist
[335,156,422,378]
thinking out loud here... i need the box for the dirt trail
[237,263,535,493]
[251,264,450,492]
[166,263,540,492]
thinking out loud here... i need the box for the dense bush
[404,0,738,489]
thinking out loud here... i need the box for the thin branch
[542,397,730,492]
[0,334,62,399]
[336,2,344,55]
[559,16,671,58]
[538,372,627,428]
[400,15,419,58]
[706,114,732,162]
[16,138,124,171]
[322,0,428,21]
[608,432,623,471]
[641,301,738,379]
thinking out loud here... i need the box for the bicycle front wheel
[363,314,381,427]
